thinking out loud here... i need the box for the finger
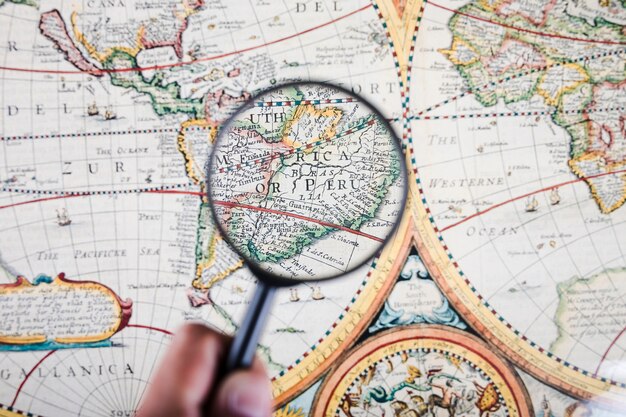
[210,358,272,417]
[136,323,228,417]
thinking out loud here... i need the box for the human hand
[136,323,272,417]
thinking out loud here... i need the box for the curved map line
[427,0,626,46]
[213,200,384,242]
[596,326,626,376]
[0,185,200,210]
[0,4,372,75]
[11,350,57,408]
[9,324,173,409]
[440,167,626,232]
[0,189,384,242]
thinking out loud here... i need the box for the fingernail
[227,386,267,417]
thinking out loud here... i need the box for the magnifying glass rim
[206,80,408,287]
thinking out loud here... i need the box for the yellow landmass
[569,152,626,214]
[176,119,240,289]
[0,335,46,344]
[192,227,244,290]
[478,0,507,12]
[281,104,342,149]
[177,118,217,185]
[537,63,589,106]
[440,37,479,66]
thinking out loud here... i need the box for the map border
[311,324,534,416]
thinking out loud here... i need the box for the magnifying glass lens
[208,82,406,283]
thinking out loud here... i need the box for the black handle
[225,280,276,372]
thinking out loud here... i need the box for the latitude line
[0,4,373,76]
[426,0,626,46]
[212,200,384,243]
[439,167,626,233]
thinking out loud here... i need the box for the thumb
[211,369,272,417]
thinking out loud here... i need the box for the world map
[0,0,406,414]
[2,0,626,415]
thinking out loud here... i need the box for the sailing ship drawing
[311,286,325,300]
[104,106,117,120]
[87,102,99,116]
[525,196,538,212]
[288,287,326,302]
[550,188,560,205]
[56,208,72,226]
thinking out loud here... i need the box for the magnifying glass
[207,81,407,372]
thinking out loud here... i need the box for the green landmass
[275,327,305,334]
[551,268,626,354]
[0,0,38,8]
[103,50,204,118]
[195,202,215,271]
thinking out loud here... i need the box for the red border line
[9,324,173,408]
[0,194,83,210]
[0,189,201,211]
[596,326,626,375]
[441,167,626,232]
[213,200,384,242]
[0,189,383,241]
[126,324,173,335]
[11,350,57,407]
[0,4,372,76]
[428,0,626,46]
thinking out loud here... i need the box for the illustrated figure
[411,395,429,416]
[428,379,461,417]
[525,196,539,212]
[361,363,377,386]
[391,400,421,417]
[454,388,478,415]
[550,188,560,205]
[473,382,501,417]
[405,365,422,383]
[339,393,358,417]
[104,105,117,120]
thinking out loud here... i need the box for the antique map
[208,82,406,280]
[1,0,626,416]
[410,0,626,407]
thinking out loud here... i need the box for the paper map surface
[1,0,626,416]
